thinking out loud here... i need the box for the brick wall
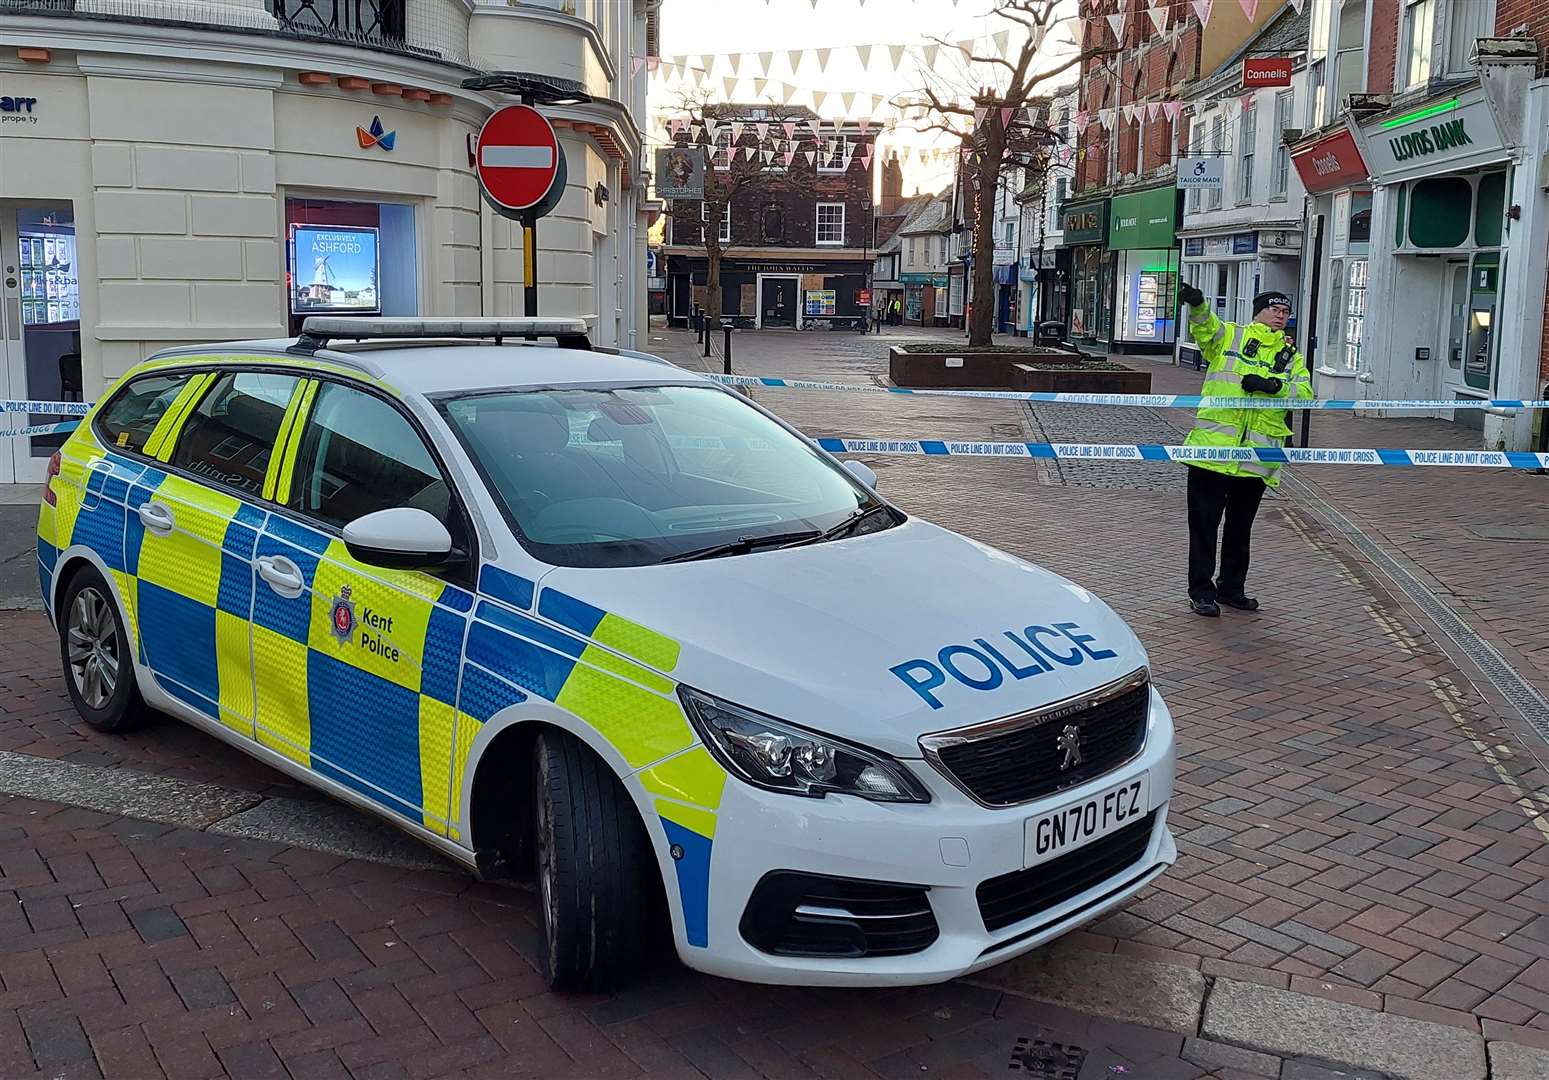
[667,151,873,250]
[1495,0,1549,74]
[1367,0,1400,94]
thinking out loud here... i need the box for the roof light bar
[291,316,592,354]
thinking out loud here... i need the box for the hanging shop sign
[1177,157,1225,191]
[1242,58,1293,89]
[1291,128,1368,195]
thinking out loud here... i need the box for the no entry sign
[475,104,561,214]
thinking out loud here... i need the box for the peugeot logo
[1057,724,1083,771]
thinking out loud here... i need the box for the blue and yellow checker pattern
[38,355,733,950]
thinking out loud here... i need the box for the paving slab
[1202,978,1487,1080]
[1487,1040,1549,1080]
[0,748,259,826]
[973,946,1206,1034]
[209,795,454,871]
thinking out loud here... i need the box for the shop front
[1178,224,1302,365]
[1351,89,1515,427]
[1058,196,1110,351]
[1106,187,1180,355]
[1036,249,1071,335]
[1290,126,1372,396]
[666,256,869,330]
[901,272,946,325]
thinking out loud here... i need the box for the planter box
[888,347,1152,394]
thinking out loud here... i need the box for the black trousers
[1186,465,1267,602]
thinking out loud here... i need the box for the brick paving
[0,325,1546,1076]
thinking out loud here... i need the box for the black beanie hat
[1253,290,1293,315]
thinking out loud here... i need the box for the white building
[1015,89,1076,338]
[1178,3,1309,364]
[897,196,951,326]
[0,0,658,483]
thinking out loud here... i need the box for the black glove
[1241,374,1284,394]
[1178,282,1205,309]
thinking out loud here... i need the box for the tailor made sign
[1358,94,1507,185]
[1177,157,1225,190]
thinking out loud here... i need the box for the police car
[37,317,1176,990]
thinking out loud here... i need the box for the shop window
[1349,191,1372,246]
[1343,260,1367,373]
[1238,100,1256,203]
[702,202,731,244]
[1474,171,1506,248]
[816,202,845,245]
[1408,177,1470,248]
[1401,0,1436,90]
[1447,0,1493,74]
[1332,1,1365,111]
[1273,91,1293,197]
[285,198,416,337]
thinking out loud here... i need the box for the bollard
[694,309,703,343]
[723,327,732,375]
[703,321,712,358]
[1300,407,1311,448]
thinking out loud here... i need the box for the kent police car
[36,317,1176,990]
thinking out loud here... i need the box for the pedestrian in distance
[1176,284,1313,617]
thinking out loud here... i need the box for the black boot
[1219,593,1259,611]
[1190,598,1220,617]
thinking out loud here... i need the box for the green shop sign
[1060,198,1108,244]
[1108,187,1178,250]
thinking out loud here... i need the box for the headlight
[679,687,929,803]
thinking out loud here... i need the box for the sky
[649,0,1082,195]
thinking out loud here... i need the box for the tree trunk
[967,120,1007,348]
[705,244,723,331]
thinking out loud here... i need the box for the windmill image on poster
[289,225,381,314]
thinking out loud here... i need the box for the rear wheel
[58,565,146,733]
[532,730,655,991]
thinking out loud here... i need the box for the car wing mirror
[843,459,878,490]
[341,507,453,570]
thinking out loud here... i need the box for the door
[254,380,471,835]
[1442,259,1470,398]
[1,202,79,484]
[128,368,303,737]
[761,278,796,327]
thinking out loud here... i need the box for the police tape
[2,400,93,417]
[815,437,1549,470]
[2,421,79,439]
[707,374,1549,412]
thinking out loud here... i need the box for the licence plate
[1024,774,1149,866]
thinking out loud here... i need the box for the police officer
[1176,284,1313,617]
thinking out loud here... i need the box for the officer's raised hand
[1177,282,1205,309]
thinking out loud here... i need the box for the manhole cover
[1009,1037,1087,1077]
[990,423,1024,440]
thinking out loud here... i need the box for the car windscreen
[440,385,887,568]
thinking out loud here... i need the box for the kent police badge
[330,584,356,643]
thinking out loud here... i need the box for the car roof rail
[289,317,593,355]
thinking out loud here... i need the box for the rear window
[96,372,192,454]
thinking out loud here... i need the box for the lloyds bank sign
[1362,94,1506,182]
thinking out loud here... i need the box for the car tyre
[58,565,146,733]
[532,730,654,991]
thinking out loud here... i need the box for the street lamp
[460,72,593,106]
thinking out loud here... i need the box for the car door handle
[256,555,304,597]
[137,502,175,535]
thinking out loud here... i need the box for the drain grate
[1287,474,1549,747]
[1009,1038,1087,1077]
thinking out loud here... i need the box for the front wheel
[532,731,656,991]
[58,565,146,733]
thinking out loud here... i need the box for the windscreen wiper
[793,504,896,547]
[659,529,822,563]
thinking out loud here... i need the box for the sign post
[474,103,565,317]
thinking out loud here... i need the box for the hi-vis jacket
[1182,302,1313,487]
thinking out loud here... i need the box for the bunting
[1191,0,1214,26]
[759,51,773,76]
[1163,100,1182,122]
[857,45,872,68]
[1238,0,1259,17]
[1105,13,1126,41]
[1147,6,1168,34]
[816,48,832,72]
[890,44,907,71]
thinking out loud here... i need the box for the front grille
[977,810,1158,932]
[927,674,1149,806]
[740,871,939,959]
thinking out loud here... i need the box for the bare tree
[902,0,1105,347]
[669,93,822,330]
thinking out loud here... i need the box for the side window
[290,382,457,534]
[96,372,192,454]
[171,371,300,497]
